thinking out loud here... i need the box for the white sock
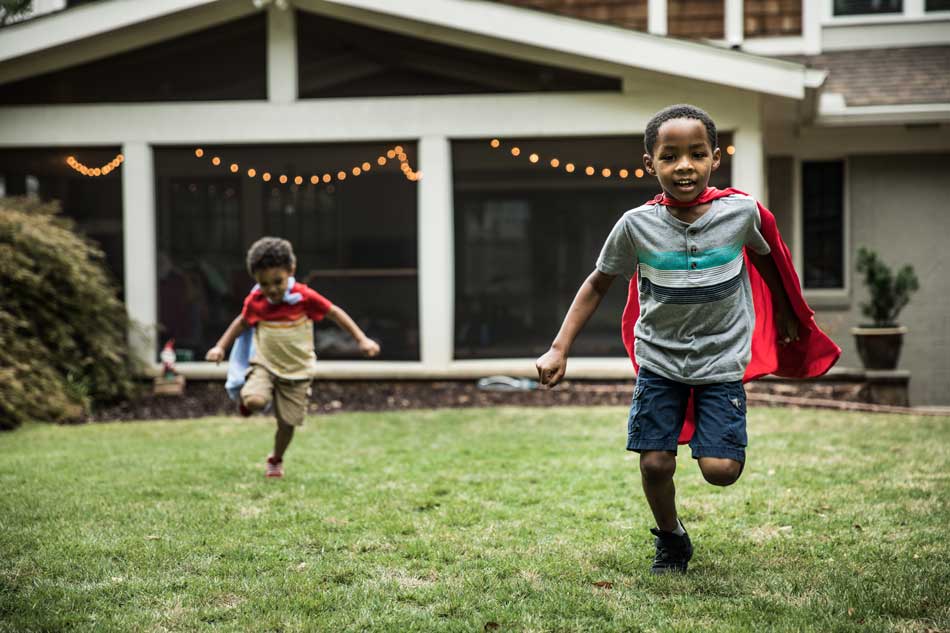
[671,519,686,536]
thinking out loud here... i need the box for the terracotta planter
[850,326,907,370]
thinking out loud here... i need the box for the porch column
[267,4,296,103]
[731,100,765,202]
[417,136,454,369]
[725,0,743,47]
[802,0,821,55]
[648,0,667,36]
[121,141,157,368]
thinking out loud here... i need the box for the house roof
[788,46,950,107]
[0,0,817,100]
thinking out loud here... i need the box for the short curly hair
[246,237,296,275]
[644,104,717,156]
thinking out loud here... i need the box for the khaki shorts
[241,366,311,427]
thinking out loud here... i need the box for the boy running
[535,104,838,573]
[206,237,379,478]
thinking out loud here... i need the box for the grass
[0,405,948,632]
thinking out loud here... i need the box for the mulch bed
[82,380,638,423]
[81,376,937,423]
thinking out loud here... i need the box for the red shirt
[241,282,333,379]
[241,282,332,326]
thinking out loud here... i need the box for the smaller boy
[206,237,379,478]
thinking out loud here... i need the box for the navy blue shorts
[626,368,748,462]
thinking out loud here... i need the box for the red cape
[621,187,841,444]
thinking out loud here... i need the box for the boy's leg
[690,381,748,486]
[273,421,294,461]
[268,378,310,468]
[627,369,693,572]
[639,450,679,532]
[240,367,274,413]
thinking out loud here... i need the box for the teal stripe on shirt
[637,243,743,271]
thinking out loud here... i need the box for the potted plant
[851,247,919,370]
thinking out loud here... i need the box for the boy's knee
[640,451,676,483]
[699,458,743,487]
[242,395,268,411]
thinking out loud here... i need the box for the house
[1,0,948,404]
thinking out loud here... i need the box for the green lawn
[1,406,947,632]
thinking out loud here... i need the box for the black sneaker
[649,524,693,574]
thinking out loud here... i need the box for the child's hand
[775,308,800,346]
[359,337,380,358]
[205,346,225,363]
[536,348,567,388]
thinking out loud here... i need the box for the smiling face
[254,266,293,304]
[643,117,721,204]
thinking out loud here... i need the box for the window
[926,0,950,10]
[453,135,734,359]
[154,143,419,362]
[833,0,902,16]
[0,147,125,292]
[801,161,845,289]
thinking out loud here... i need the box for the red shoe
[265,455,284,478]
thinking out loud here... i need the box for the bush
[0,197,140,429]
[855,246,920,327]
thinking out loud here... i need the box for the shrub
[0,197,140,429]
[855,246,920,327]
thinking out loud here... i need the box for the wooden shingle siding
[668,0,724,39]
[491,0,648,32]
[745,0,801,37]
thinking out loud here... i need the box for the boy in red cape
[536,104,840,574]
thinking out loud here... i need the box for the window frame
[794,156,851,306]
[824,0,950,24]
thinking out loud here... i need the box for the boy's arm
[326,305,380,358]
[205,315,249,363]
[747,251,799,344]
[536,270,616,387]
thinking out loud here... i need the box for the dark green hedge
[0,197,139,429]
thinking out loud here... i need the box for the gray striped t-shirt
[596,194,770,384]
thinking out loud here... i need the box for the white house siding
[813,155,950,406]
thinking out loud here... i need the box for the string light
[488,138,661,182]
[726,145,736,155]
[66,153,125,177]
[193,144,420,186]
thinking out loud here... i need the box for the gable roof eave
[0,0,222,64]
[0,0,817,101]
[310,0,814,100]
